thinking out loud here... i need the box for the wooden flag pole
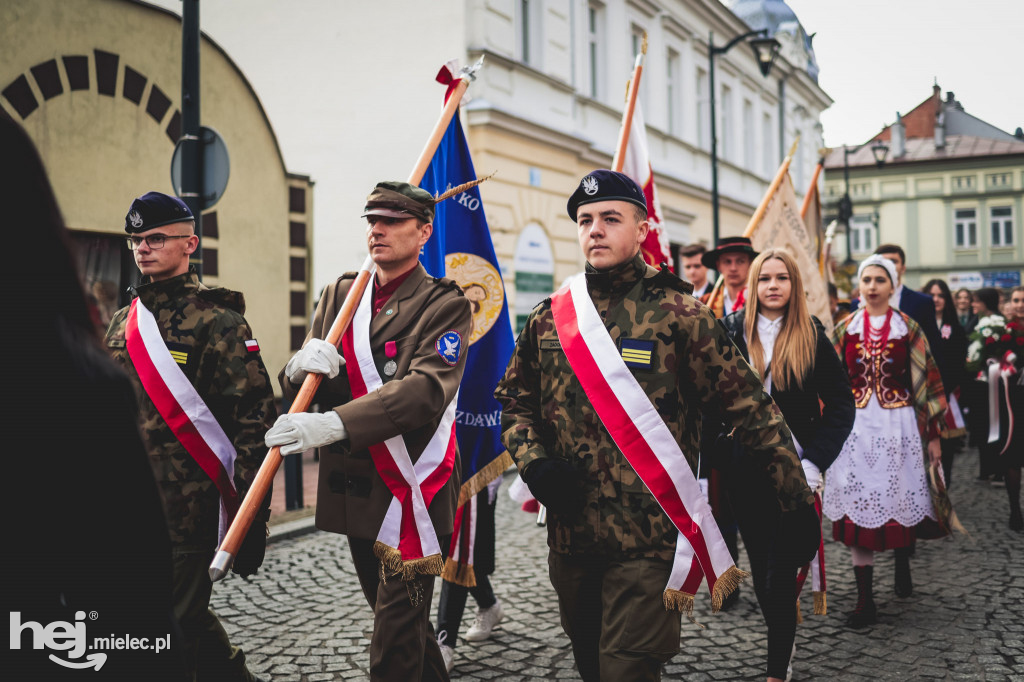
[705,135,800,313]
[799,160,824,220]
[210,65,479,582]
[611,33,647,172]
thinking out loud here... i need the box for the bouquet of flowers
[966,314,1024,375]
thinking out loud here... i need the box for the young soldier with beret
[105,192,276,682]
[496,170,816,681]
[266,181,472,682]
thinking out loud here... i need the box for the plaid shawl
[832,307,948,440]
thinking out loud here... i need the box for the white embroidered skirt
[823,400,936,529]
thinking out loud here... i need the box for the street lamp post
[709,28,780,247]
[839,141,890,264]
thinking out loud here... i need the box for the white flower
[982,327,993,337]
[968,342,982,362]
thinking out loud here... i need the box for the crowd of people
[9,105,1021,682]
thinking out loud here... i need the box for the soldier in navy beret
[566,169,648,222]
[124,191,194,234]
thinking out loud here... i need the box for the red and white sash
[125,299,239,545]
[795,492,827,618]
[550,275,746,615]
[341,278,458,578]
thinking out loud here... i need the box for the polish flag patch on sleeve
[245,339,260,353]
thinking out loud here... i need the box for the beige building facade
[824,85,1024,291]
[457,0,831,324]
[1,0,313,387]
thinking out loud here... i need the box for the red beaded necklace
[863,308,893,355]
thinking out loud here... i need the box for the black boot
[848,565,877,629]
[894,547,912,598]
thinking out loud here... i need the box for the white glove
[285,338,344,383]
[265,411,348,456]
[801,458,822,492]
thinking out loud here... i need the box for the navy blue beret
[566,169,647,221]
[124,191,194,234]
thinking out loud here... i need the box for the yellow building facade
[1,0,313,387]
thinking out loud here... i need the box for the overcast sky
[785,0,1022,147]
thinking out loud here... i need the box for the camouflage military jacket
[105,269,276,549]
[496,253,812,560]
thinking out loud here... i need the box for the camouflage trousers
[548,552,681,682]
[172,549,257,682]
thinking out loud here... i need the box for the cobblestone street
[212,446,1023,681]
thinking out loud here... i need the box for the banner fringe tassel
[813,590,827,615]
[663,589,703,628]
[373,542,444,581]
[795,597,803,624]
[441,557,477,587]
[710,566,750,613]
[458,451,514,507]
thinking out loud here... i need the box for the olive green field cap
[362,181,434,222]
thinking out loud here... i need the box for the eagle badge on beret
[582,176,598,196]
[129,211,144,229]
[436,330,462,366]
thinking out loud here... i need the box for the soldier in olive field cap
[105,191,275,682]
[495,170,815,681]
[266,181,471,682]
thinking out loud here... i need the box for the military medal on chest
[383,340,398,376]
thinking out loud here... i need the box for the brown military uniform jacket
[282,264,471,541]
[105,269,276,550]
[496,253,812,560]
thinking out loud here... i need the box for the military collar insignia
[582,176,598,195]
[436,330,462,366]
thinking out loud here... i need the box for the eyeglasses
[125,234,191,250]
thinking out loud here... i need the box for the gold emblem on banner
[445,252,505,346]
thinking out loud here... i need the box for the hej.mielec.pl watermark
[11,610,171,671]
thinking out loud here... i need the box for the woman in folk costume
[719,248,855,681]
[824,255,948,629]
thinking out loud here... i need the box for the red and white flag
[619,101,672,270]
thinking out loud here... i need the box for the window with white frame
[667,48,681,135]
[762,112,773,175]
[991,206,1014,246]
[587,2,604,100]
[743,99,754,167]
[721,84,733,161]
[697,68,708,149]
[954,208,978,249]
[519,0,542,67]
[850,215,875,254]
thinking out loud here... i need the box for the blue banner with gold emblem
[420,111,514,498]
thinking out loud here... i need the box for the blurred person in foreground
[3,114,186,680]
